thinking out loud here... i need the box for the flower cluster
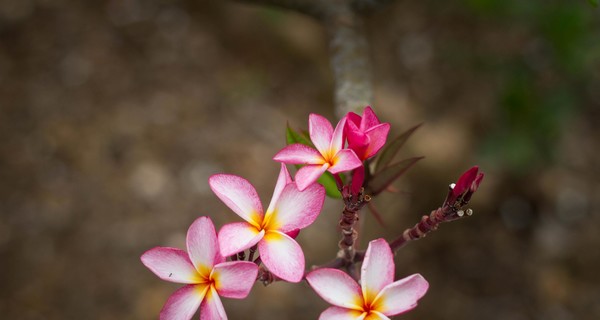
[141,106,482,319]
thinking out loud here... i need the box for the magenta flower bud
[345,106,391,161]
[446,166,484,206]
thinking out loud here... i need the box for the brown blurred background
[1,0,599,319]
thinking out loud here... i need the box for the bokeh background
[1,0,599,319]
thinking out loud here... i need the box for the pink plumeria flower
[306,239,429,320]
[209,164,325,283]
[273,113,363,191]
[345,106,391,161]
[141,217,258,320]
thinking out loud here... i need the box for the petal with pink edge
[364,123,390,159]
[295,163,329,191]
[329,117,348,153]
[265,164,293,215]
[186,217,219,277]
[371,273,429,316]
[209,174,263,226]
[328,149,362,174]
[361,239,394,304]
[258,231,305,282]
[309,113,334,155]
[218,222,264,257]
[273,144,323,165]
[364,311,390,320]
[141,247,200,284]
[306,268,364,310]
[200,286,227,320]
[160,284,206,320]
[212,261,258,299]
[267,182,325,232]
[319,306,364,320]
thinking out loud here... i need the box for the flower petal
[328,149,362,174]
[364,311,390,320]
[361,106,381,130]
[346,111,362,128]
[141,247,200,284]
[319,306,364,320]
[309,113,334,155]
[295,163,329,191]
[371,274,429,316]
[199,286,227,320]
[258,231,304,282]
[361,239,394,305]
[209,174,263,226]
[218,222,264,257]
[212,261,259,299]
[265,164,293,215]
[363,123,390,159]
[306,268,364,310]
[267,182,325,232]
[273,143,323,165]
[187,217,220,277]
[329,117,348,153]
[160,284,206,320]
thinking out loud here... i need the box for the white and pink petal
[309,113,334,155]
[265,164,293,215]
[186,217,219,277]
[329,117,348,153]
[306,268,364,310]
[218,222,264,257]
[212,261,259,299]
[199,286,227,320]
[268,182,325,232]
[328,149,362,174]
[319,306,365,320]
[361,239,394,304]
[295,163,329,191]
[371,273,429,316]
[273,144,324,165]
[160,284,206,320]
[141,247,200,284]
[257,231,305,283]
[209,174,264,225]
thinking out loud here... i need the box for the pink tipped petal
[218,222,264,257]
[186,217,219,276]
[199,286,227,320]
[306,268,364,310]
[372,274,429,316]
[364,123,390,159]
[295,164,329,191]
[309,113,334,155]
[329,117,348,152]
[361,239,395,303]
[209,174,263,225]
[319,306,364,320]
[160,284,206,320]
[212,261,259,299]
[361,106,381,130]
[328,149,362,174]
[360,239,394,302]
[258,231,305,282]
[141,247,200,284]
[273,144,324,165]
[266,164,293,215]
[269,182,325,232]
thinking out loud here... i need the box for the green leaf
[589,0,598,8]
[368,157,424,195]
[318,171,342,198]
[286,123,313,146]
[374,123,422,172]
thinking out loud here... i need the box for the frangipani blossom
[273,113,363,191]
[306,239,429,320]
[209,164,325,282]
[141,217,258,320]
[345,106,390,161]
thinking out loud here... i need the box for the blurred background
[1,0,599,319]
